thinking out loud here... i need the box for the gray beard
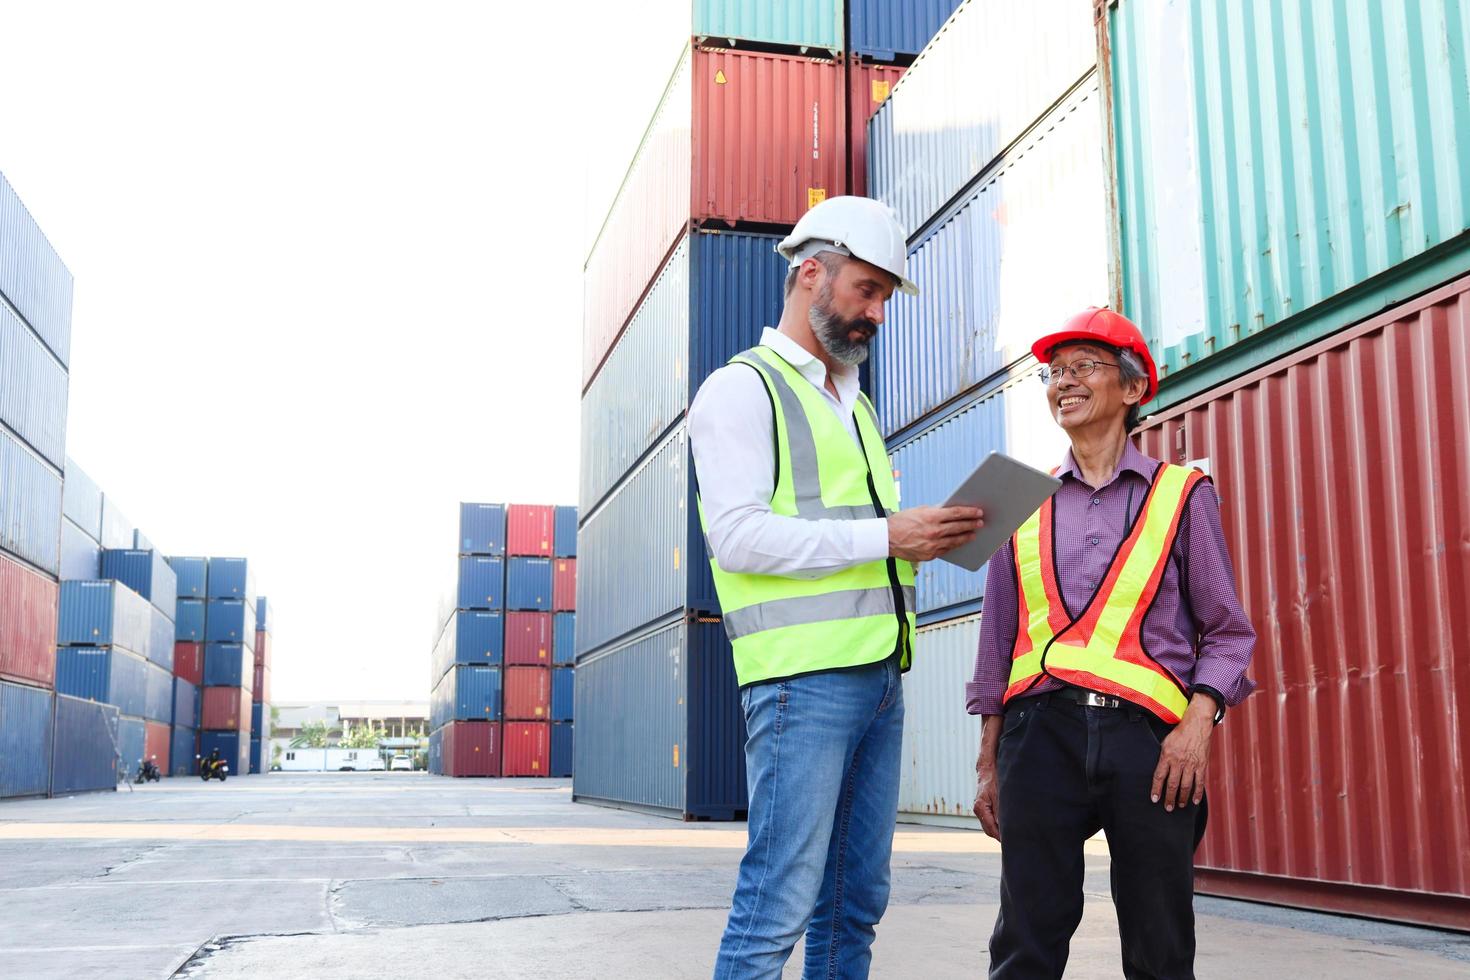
[809,287,873,367]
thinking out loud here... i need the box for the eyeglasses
[1038,359,1120,385]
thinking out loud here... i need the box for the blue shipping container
[99,496,133,551]
[146,605,175,670]
[168,556,208,599]
[0,300,68,470]
[459,503,507,556]
[457,556,504,610]
[60,518,100,581]
[553,613,576,665]
[432,610,505,685]
[848,0,963,59]
[205,598,256,648]
[249,737,261,774]
[505,558,553,612]
[169,724,197,775]
[173,677,199,728]
[57,580,153,652]
[0,169,74,367]
[199,730,248,777]
[0,427,62,575]
[553,506,578,558]
[255,595,272,634]
[62,457,103,540]
[204,643,252,689]
[0,680,53,798]
[428,726,443,775]
[51,694,118,794]
[574,618,746,820]
[205,557,253,601]
[117,716,145,779]
[55,645,150,718]
[431,665,502,730]
[250,701,263,733]
[551,667,574,722]
[143,661,172,723]
[100,549,177,617]
[175,598,205,642]
[550,722,573,778]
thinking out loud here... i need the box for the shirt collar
[1058,440,1156,484]
[759,327,859,397]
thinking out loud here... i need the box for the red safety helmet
[1032,307,1158,401]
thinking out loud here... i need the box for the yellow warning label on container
[673,744,681,768]
[872,80,891,104]
[673,546,681,570]
[715,69,727,85]
[532,761,540,770]
[808,188,827,209]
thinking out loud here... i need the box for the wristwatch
[1190,685,1227,725]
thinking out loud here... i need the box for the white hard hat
[777,196,917,296]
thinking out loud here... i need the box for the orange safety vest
[1004,462,1206,723]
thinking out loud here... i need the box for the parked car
[390,754,413,771]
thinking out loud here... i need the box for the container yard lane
[0,774,1464,979]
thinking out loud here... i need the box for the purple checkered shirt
[966,441,1257,716]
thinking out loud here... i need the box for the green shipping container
[693,0,843,53]
[1106,0,1470,410]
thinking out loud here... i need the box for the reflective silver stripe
[724,585,918,641]
[734,350,879,522]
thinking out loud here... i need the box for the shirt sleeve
[966,540,1018,715]
[688,364,890,580]
[1179,482,1258,706]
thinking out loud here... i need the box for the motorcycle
[134,756,162,783]
[197,755,229,782]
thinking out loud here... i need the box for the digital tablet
[937,452,1063,571]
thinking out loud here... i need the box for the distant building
[269,700,429,769]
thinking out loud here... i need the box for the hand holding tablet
[936,452,1063,571]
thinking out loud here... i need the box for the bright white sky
[0,0,689,701]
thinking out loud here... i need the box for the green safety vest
[699,345,917,687]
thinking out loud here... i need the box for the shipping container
[117,716,145,779]
[431,609,504,683]
[506,558,553,612]
[55,645,149,718]
[1106,0,1470,403]
[428,726,443,775]
[0,427,62,575]
[59,518,100,581]
[438,720,501,777]
[251,663,269,703]
[146,605,175,671]
[552,559,576,613]
[174,598,205,642]
[848,0,963,60]
[201,686,251,732]
[198,730,248,777]
[204,643,253,689]
[502,721,551,777]
[253,702,272,743]
[172,677,199,729]
[0,300,68,469]
[506,504,555,557]
[552,505,578,558]
[1134,272,1470,930]
[249,737,261,775]
[100,549,177,617]
[867,0,1096,238]
[579,229,787,514]
[143,720,169,772]
[505,612,553,666]
[205,598,256,648]
[693,0,841,52]
[51,694,118,794]
[132,528,153,552]
[254,595,273,634]
[57,580,151,652]
[577,426,716,655]
[205,557,254,601]
[459,502,507,556]
[430,665,502,730]
[169,724,197,776]
[503,666,550,721]
[167,556,208,599]
[456,556,505,611]
[574,618,746,820]
[99,496,133,551]
[143,661,172,723]
[0,170,73,367]
[61,458,102,541]
[584,46,846,384]
[551,667,575,722]
[553,613,576,666]
[550,722,573,778]
[896,614,983,826]
[173,641,204,686]
[871,80,1109,440]
[253,629,271,669]
[845,56,905,197]
[0,550,58,688]
[0,680,53,798]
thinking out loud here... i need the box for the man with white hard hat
[691,196,985,979]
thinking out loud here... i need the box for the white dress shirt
[688,328,891,580]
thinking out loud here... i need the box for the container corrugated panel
[504,666,550,721]
[146,605,176,670]
[143,720,169,770]
[506,558,554,612]
[172,677,199,729]
[204,598,256,649]
[57,580,152,652]
[117,716,145,779]
[204,643,252,689]
[51,694,117,794]
[205,557,253,601]
[553,559,576,612]
[868,0,1096,237]
[56,646,149,717]
[872,80,1109,439]
[428,726,443,775]
[897,614,983,825]
[440,610,504,679]
[442,720,500,777]
[506,505,555,557]
[888,366,1069,621]
[574,618,747,819]
[458,503,506,556]
[550,722,573,777]
[60,518,100,581]
[252,663,271,704]
[250,701,263,734]
[0,680,53,798]
[167,556,208,599]
[99,496,133,551]
[577,425,716,655]
[457,556,504,610]
[62,458,102,540]
[553,506,578,558]
[1108,0,1470,390]
[502,721,551,777]
[249,737,261,775]
[169,724,197,776]
[846,57,905,198]
[0,170,73,367]
[1134,273,1470,929]
[199,730,248,776]
[201,686,250,732]
[505,611,553,666]
[848,0,963,59]
[175,598,205,642]
[0,427,62,575]
[693,0,841,51]
[254,630,271,669]
[254,596,273,634]
[173,641,204,686]
[0,550,58,687]
[142,661,172,723]
[551,667,575,722]
[553,613,576,666]
[0,300,68,469]
[430,665,502,730]
[132,528,153,552]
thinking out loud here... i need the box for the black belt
[1051,686,1127,710]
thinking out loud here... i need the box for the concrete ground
[0,774,1465,979]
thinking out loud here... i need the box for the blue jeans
[714,658,905,980]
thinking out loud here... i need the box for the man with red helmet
[968,308,1256,978]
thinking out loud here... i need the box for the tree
[341,724,384,749]
[292,720,331,749]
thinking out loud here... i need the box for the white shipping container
[899,614,985,828]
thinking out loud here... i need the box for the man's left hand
[1149,696,1216,811]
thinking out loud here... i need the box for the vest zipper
[864,469,909,655]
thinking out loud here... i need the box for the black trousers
[989,693,1207,980]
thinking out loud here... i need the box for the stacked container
[250,596,273,773]
[167,555,207,774]
[199,557,254,777]
[0,170,72,799]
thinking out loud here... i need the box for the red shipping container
[0,551,58,688]
[143,720,170,770]
[507,505,555,557]
[583,47,848,384]
[1136,274,1470,929]
[443,720,501,777]
[553,559,576,612]
[254,630,271,669]
[846,56,906,197]
[173,642,205,686]
[201,686,251,731]
[501,721,550,777]
[504,666,551,721]
[252,664,271,704]
[505,612,553,666]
